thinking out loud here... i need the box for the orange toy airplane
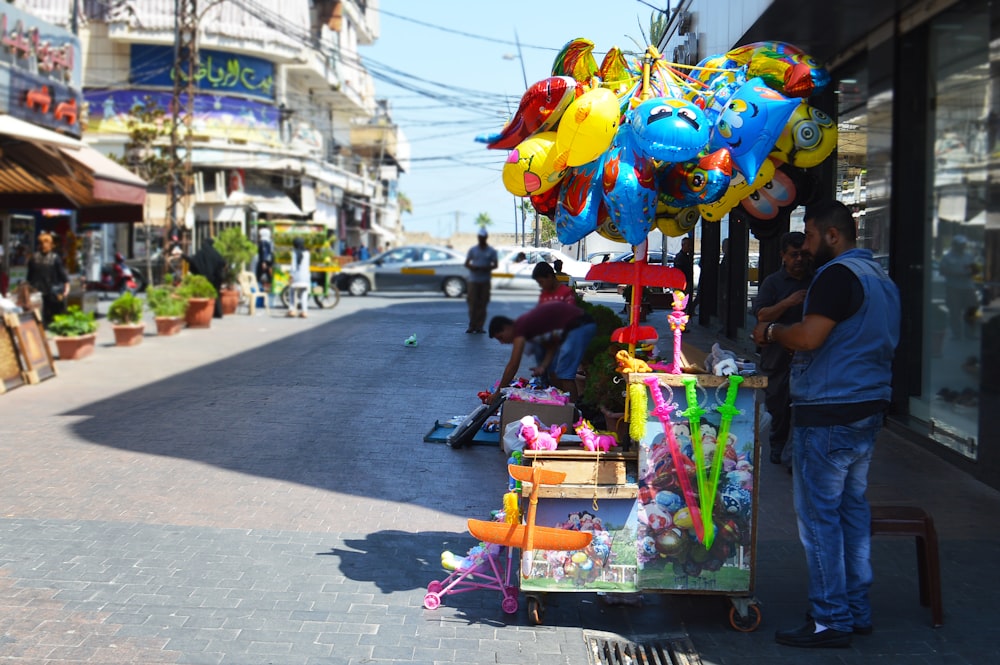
[467,464,592,579]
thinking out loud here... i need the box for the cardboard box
[499,400,577,449]
[522,450,637,486]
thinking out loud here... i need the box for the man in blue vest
[752,200,901,649]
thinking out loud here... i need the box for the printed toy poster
[520,498,640,593]
[635,376,758,592]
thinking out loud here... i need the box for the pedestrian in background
[26,232,69,328]
[464,228,498,334]
[753,199,901,649]
[186,238,226,318]
[751,231,812,466]
[533,261,576,305]
[288,236,311,318]
[673,236,695,313]
[938,234,980,340]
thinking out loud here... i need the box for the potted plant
[577,302,630,444]
[214,227,257,315]
[107,291,146,346]
[177,273,218,329]
[146,285,188,336]
[48,305,98,360]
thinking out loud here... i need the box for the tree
[397,191,413,215]
[111,96,172,286]
[475,212,492,233]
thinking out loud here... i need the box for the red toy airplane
[584,240,686,347]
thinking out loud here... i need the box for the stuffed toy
[704,342,739,376]
[574,417,618,452]
[518,415,560,450]
[615,349,652,374]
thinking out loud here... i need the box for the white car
[492,246,592,290]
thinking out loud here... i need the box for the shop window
[908,0,995,459]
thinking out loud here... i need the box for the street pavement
[1,290,998,664]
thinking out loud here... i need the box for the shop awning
[0,115,80,148]
[0,117,148,223]
[226,187,304,217]
[368,221,396,242]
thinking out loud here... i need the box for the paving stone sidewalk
[0,293,997,664]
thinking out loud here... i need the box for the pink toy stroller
[423,541,518,614]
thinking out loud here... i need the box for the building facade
[664,0,1000,487]
[0,2,146,296]
[19,0,407,266]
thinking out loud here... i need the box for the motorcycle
[85,252,144,297]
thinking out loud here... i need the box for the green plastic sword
[702,374,744,549]
[679,376,709,546]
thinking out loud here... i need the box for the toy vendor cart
[516,371,766,631]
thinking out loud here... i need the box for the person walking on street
[288,236,311,318]
[752,199,901,649]
[464,228,498,333]
[26,232,70,328]
[751,231,812,466]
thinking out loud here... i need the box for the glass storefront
[908,1,995,459]
[832,0,998,468]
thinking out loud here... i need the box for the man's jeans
[792,413,882,631]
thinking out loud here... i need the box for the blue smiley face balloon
[627,96,710,163]
[709,77,799,178]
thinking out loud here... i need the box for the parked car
[492,246,592,290]
[335,244,468,297]
[586,250,628,264]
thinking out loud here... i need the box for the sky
[361,1,675,240]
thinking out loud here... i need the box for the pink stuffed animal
[519,415,560,451]
[573,418,618,452]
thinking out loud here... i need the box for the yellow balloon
[770,102,838,168]
[501,131,565,197]
[555,87,621,169]
[655,203,701,236]
[698,158,776,222]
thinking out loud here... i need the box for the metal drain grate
[584,631,702,665]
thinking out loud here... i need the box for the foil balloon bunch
[477,38,836,246]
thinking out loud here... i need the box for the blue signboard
[130,44,275,100]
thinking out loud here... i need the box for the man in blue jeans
[752,200,900,648]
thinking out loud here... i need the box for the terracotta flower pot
[155,316,185,336]
[185,298,215,328]
[54,333,97,360]
[112,323,145,347]
[220,287,239,315]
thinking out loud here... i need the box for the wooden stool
[870,505,944,627]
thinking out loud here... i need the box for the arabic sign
[84,90,280,146]
[0,5,82,136]
[130,45,275,100]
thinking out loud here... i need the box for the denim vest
[790,248,900,408]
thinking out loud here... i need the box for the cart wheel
[279,286,291,309]
[423,592,441,610]
[314,286,340,309]
[426,580,443,594]
[501,594,519,615]
[527,595,544,625]
[729,603,762,632]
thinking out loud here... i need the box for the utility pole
[168,0,199,250]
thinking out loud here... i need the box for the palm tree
[475,212,492,234]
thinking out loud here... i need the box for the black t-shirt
[794,263,889,426]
